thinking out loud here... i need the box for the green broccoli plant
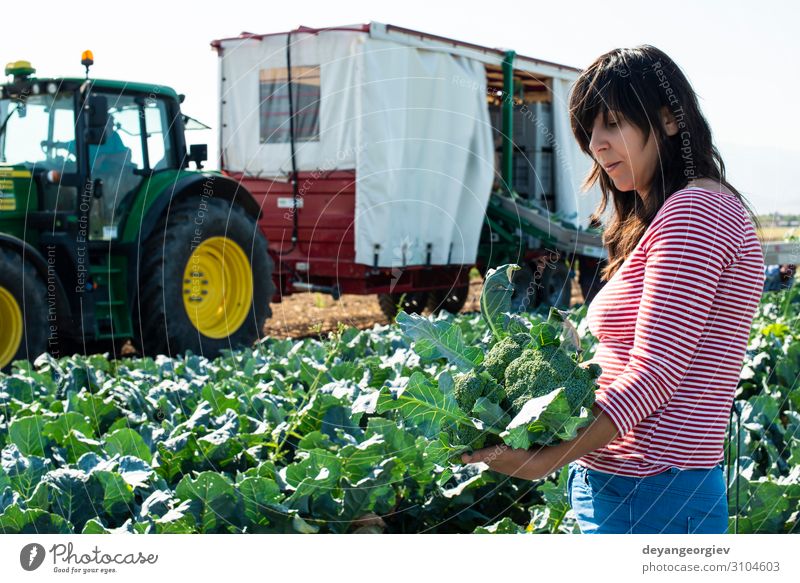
[393,263,603,457]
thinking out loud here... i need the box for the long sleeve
[593,191,744,437]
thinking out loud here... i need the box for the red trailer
[211,23,605,320]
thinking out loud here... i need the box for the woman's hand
[461,444,558,481]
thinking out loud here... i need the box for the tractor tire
[377,291,428,322]
[426,285,470,315]
[536,260,572,309]
[135,197,275,358]
[0,248,49,371]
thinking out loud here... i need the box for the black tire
[134,197,275,358]
[377,291,428,322]
[508,264,538,313]
[536,260,572,309]
[426,285,469,315]
[0,248,49,371]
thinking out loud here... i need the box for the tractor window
[0,92,76,170]
[88,93,146,240]
[259,66,320,144]
[104,99,146,171]
[143,99,177,171]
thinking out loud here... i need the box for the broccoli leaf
[528,320,560,349]
[395,311,483,370]
[548,307,580,353]
[501,388,593,448]
[480,264,531,340]
[377,371,471,438]
[472,397,511,432]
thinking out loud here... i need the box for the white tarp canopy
[216,22,600,267]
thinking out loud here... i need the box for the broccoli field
[0,274,798,534]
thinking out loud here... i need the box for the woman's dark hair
[568,45,761,281]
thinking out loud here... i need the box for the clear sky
[5,0,797,214]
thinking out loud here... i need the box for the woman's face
[588,110,662,198]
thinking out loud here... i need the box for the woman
[461,46,765,534]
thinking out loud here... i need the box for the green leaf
[3,377,38,402]
[528,321,561,349]
[537,465,572,532]
[9,415,48,457]
[377,372,469,438]
[472,397,511,432]
[62,431,102,464]
[154,499,198,533]
[81,517,112,534]
[117,456,156,489]
[473,516,527,533]
[43,412,96,444]
[201,384,241,416]
[283,449,343,505]
[104,428,152,462]
[502,388,592,448]
[237,477,284,531]
[480,264,528,340]
[395,311,483,370]
[27,468,104,532]
[1,445,50,498]
[742,479,790,532]
[0,503,73,534]
[67,392,123,435]
[340,459,399,528]
[93,470,135,523]
[175,472,244,533]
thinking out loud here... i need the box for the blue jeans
[567,461,728,534]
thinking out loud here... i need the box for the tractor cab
[0,58,194,239]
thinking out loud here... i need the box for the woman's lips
[605,162,621,173]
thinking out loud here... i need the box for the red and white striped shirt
[578,187,765,477]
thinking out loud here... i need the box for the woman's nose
[589,130,607,157]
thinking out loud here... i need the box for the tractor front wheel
[135,197,275,358]
[0,248,49,371]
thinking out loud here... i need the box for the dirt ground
[262,274,585,340]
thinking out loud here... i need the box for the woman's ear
[659,106,679,136]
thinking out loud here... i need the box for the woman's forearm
[539,404,619,473]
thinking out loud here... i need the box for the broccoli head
[503,344,599,415]
[482,332,532,382]
[453,369,502,414]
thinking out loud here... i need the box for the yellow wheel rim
[182,236,253,339]
[0,286,23,369]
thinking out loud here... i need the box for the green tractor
[0,55,275,370]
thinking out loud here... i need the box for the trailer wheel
[135,197,275,358]
[536,261,572,309]
[377,291,428,322]
[508,265,538,313]
[0,248,49,371]
[426,285,469,315]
